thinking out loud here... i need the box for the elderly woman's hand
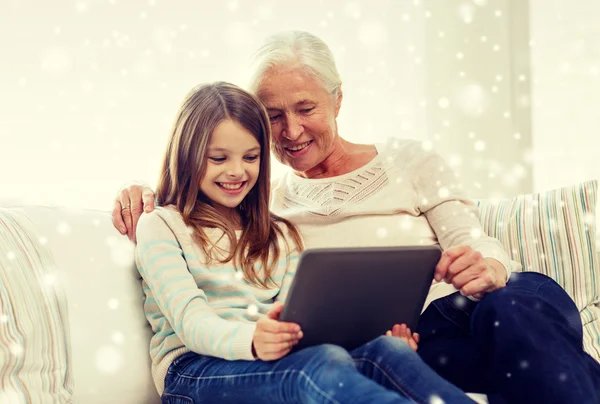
[111,182,156,243]
[434,245,508,299]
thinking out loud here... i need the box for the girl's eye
[209,157,226,162]
[244,155,259,162]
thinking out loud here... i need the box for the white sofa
[1,198,599,403]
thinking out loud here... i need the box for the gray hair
[248,31,342,98]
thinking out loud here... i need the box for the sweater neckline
[286,143,384,185]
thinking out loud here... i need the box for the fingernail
[120,227,127,234]
[297,331,303,338]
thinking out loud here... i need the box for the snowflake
[376,228,388,239]
[438,187,450,198]
[470,228,482,239]
[10,343,23,357]
[43,273,57,288]
[111,331,125,345]
[107,298,120,310]
[398,218,412,230]
[247,304,258,316]
[421,140,434,151]
[429,394,445,404]
[456,83,488,116]
[458,3,475,24]
[95,345,123,373]
[474,140,486,152]
[453,295,468,308]
[57,221,72,235]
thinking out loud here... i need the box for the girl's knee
[301,344,354,366]
[362,335,415,358]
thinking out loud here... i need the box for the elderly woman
[114,31,600,403]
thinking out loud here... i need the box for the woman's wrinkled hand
[434,245,508,299]
[111,182,156,243]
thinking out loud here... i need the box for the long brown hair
[155,81,303,287]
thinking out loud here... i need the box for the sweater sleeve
[135,210,256,361]
[274,255,299,305]
[402,141,516,280]
[273,223,301,305]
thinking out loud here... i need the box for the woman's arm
[405,143,515,295]
[136,210,256,360]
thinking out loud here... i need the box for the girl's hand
[252,302,303,361]
[386,323,420,351]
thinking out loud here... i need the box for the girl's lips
[216,181,246,195]
[285,140,313,157]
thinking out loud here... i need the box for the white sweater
[270,137,519,310]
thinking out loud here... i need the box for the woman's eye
[209,157,226,162]
[244,155,259,162]
[269,114,281,121]
[300,107,314,113]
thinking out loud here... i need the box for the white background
[1,0,598,211]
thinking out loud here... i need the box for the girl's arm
[273,225,302,305]
[135,210,256,360]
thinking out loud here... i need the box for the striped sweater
[134,206,299,395]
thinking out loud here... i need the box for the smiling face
[199,119,261,218]
[256,66,342,174]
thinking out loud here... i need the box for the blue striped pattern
[134,207,300,395]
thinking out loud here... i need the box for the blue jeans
[162,335,475,403]
[417,271,600,404]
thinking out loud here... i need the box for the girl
[135,82,474,403]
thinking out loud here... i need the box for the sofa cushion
[477,180,599,310]
[5,205,160,404]
[581,304,600,362]
[0,208,74,403]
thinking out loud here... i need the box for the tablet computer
[280,245,441,352]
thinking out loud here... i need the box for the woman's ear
[334,86,343,118]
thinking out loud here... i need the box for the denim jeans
[162,335,475,403]
[416,271,600,404]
